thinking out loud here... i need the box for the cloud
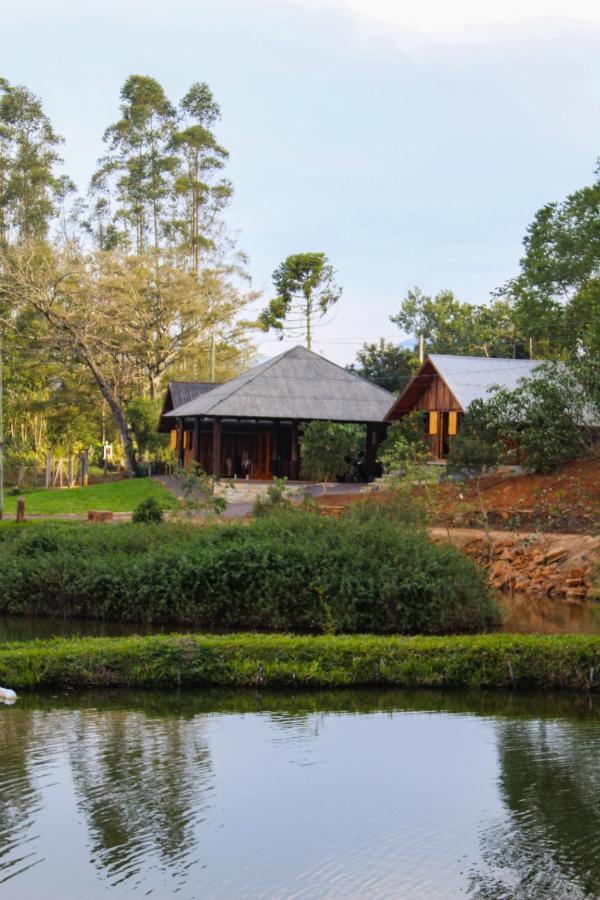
[284,0,600,44]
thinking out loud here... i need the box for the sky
[3,0,600,364]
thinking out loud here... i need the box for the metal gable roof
[168,381,219,409]
[165,345,394,423]
[427,354,544,410]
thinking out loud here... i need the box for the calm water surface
[1,689,599,899]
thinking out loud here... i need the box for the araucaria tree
[259,252,342,350]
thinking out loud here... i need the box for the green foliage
[259,252,342,350]
[447,399,502,478]
[0,513,498,634]
[173,465,227,517]
[0,78,64,243]
[453,365,594,474]
[505,163,600,358]
[299,421,362,482]
[2,632,600,691]
[347,339,417,392]
[127,398,162,457]
[391,288,523,358]
[131,496,165,524]
[377,413,429,473]
[252,477,292,517]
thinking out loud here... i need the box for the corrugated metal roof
[169,381,219,408]
[165,345,394,423]
[428,354,544,409]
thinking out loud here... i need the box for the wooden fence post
[81,450,89,487]
[45,451,52,489]
[16,496,25,523]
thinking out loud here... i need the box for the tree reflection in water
[470,718,600,899]
[66,709,213,888]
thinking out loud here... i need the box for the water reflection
[472,718,600,898]
[0,690,599,898]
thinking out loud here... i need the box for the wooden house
[159,345,393,480]
[385,354,543,459]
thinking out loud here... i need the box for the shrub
[300,421,364,482]
[0,513,499,634]
[377,412,429,474]
[132,496,165,524]
[253,477,292,517]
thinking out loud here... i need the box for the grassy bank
[2,633,600,692]
[1,477,177,516]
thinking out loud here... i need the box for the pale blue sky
[3,0,600,363]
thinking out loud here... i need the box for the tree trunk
[82,350,136,475]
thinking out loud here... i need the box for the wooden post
[81,450,89,487]
[67,455,74,488]
[194,417,201,467]
[291,421,300,480]
[212,419,221,479]
[16,495,25,523]
[45,451,52,489]
[366,423,378,482]
[176,418,184,469]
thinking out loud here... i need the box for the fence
[5,452,90,490]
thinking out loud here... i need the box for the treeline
[0,76,255,473]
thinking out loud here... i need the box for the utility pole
[210,333,216,383]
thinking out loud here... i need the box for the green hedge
[1,633,599,691]
[0,511,498,634]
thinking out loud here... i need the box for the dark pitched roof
[165,345,394,423]
[158,381,220,431]
[169,381,218,409]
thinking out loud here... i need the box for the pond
[1,689,599,898]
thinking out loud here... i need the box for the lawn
[0,477,178,517]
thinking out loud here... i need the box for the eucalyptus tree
[170,82,232,273]
[0,78,63,244]
[91,75,177,256]
[259,252,342,350]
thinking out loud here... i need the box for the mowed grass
[1,477,178,516]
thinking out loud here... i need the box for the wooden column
[176,418,184,468]
[290,421,300,480]
[366,423,379,482]
[193,417,201,467]
[212,419,221,479]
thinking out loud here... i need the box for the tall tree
[347,339,417,392]
[91,75,177,255]
[0,78,63,244]
[259,252,342,350]
[391,288,523,358]
[503,162,600,358]
[0,243,139,473]
[170,82,232,273]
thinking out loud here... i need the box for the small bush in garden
[132,496,165,524]
[253,477,292,517]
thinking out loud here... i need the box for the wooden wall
[411,375,461,412]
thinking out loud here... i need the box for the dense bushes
[0,511,498,634]
[2,633,600,691]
